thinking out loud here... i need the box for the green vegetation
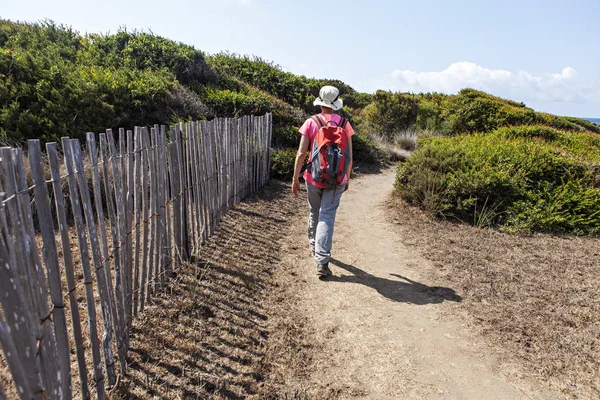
[2,19,600,235]
[358,87,600,236]
[360,91,418,139]
[0,20,368,145]
[355,87,600,235]
[0,21,208,143]
[270,148,297,179]
[361,88,598,137]
[396,125,600,235]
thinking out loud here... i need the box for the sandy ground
[275,169,560,399]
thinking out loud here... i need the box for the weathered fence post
[140,128,151,311]
[27,140,71,399]
[0,187,41,399]
[87,133,128,375]
[47,142,90,399]
[71,139,118,386]
[0,313,34,400]
[61,137,106,399]
[133,127,142,316]
[105,129,127,353]
[169,126,182,265]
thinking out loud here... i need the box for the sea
[583,117,600,125]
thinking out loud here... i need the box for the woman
[291,85,355,278]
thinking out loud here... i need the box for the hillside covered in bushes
[387,90,600,235]
[2,19,600,235]
[0,20,373,153]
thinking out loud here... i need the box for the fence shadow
[117,179,295,399]
[327,258,462,305]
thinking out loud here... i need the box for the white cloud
[239,0,251,4]
[381,62,600,105]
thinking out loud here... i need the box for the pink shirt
[299,113,355,188]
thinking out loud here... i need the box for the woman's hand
[292,135,310,198]
[292,179,301,197]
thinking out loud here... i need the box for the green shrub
[342,91,373,110]
[0,20,370,148]
[448,90,537,134]
[270,148,297,179]
[208,53,370,115]
[166,83,214,122]
[84,30,217,86]
[395,132,600,234]
[493,125,564,142]
[505,180,600,235]
[0,20,216,143]
[272,125,300,148]
[361,90,418,138]
[415,101,444,132]
[409,89,599,138]
[535,113,584,132]
[209,53,311,109]
[202,88,272,117]
[563,116,600,134]
[492,125,600,162]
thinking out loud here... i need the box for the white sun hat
[313,85,343,111]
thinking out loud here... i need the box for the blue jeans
[306,182,346,265]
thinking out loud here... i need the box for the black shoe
[316,262,332,278]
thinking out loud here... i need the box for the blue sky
[2,0,599,116]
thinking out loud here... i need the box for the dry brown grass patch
[388,196,600,399]
[113,180,307,399]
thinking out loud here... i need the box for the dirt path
[278,169,556,399]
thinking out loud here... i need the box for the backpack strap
[312,114,326,129]
[314,114,348,129]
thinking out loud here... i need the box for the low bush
[492,125,600,162]
[395,132,600,234]
[446,90,538,134]
[84,30,217,86]
[202,88,271,117]
[505,180,600,234]
[415,100,445,132]
[270,148,297,179]
[535,113,586,132]
[360,90,418,138]
[208,53,369,114]
[272,125,300,148]
[563,116,600,134]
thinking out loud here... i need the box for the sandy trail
[281,169,554,399]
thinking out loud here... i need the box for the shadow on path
[327,258,462,305]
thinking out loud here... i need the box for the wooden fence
[0,113,273,400]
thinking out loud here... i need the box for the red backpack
[307,114,350,189]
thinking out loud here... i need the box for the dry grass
[388,196,600,399]
[364,129,421,162]
[112,180,308,399]
[393,129,418,152]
